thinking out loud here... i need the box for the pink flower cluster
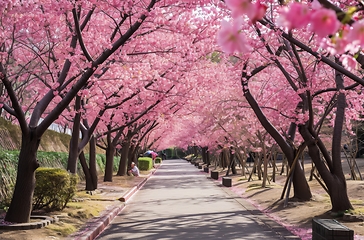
[279,1,364,54]
[218,0,364,71]
[217,0,267,54]
[217,19,251,54]
[278,1,340,38]
[278,0,364,69]
[225,0,267,23]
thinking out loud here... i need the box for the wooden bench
[312,219,353,240]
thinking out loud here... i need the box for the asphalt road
[96,159,297,240]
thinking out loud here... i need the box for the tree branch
[72,8,94,62]
[0,63,28,134]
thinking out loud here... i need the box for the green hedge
[33,168,78,211]
[0,150,19,209]
[155,157,162,164]
[138,157,153,171]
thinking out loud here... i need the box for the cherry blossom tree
[0,0,218,223]
[216,0,364,211]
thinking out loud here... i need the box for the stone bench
[312,219,353,240]
[222,177,232,187]
[211,170,218,180]
[203,167,209,173]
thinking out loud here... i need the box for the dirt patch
[220,163,364,240]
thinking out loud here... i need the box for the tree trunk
[117,140,131,176]
[328,176,352,212]
[104,143,115,182]
[243,89,312,201]
[79,151,95,191]
[291,161,311,200]
[76,136,98,191]
[89,136,98,190]
[230,148,237,175]
[193,145,198,156]
[67,96,81,174]
[236,148,245,176]
[222,148,228,169]
[262,145,268,188]
[300,124,353,211]
[131,145,139,164]
[201,147,207,164]
[298,64,352,211]
[304,132,353,211]
[5,131,40,223]
[128,144,136,167]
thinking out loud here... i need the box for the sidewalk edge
[68,165,160,240]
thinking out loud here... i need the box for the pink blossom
[311,0,321,10]
[225,0,267,23]
[251,1,267,23]
[333,27,350,54]
[278,2,310,30]
[225,0,256,19]
[310,8,340,38]
[340,54,357,71]
[347,20,364,49]
[217,20,251,54]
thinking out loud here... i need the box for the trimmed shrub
[33,168,78,211]
[155,157,162,164]
[138,157,153,171]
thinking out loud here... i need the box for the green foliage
[36,152,119,179]
[164,147,186,159]
[165,148,173,159]
[0,150,19,208]
[0,118,21,147]
[175,148,186,158]
[97,154,106,172]
[33,168,78,211]
[155,157,162,164]
[96,154,119,172]
[184,154,195,161]
[0,148,118,208]
[37,151,69,168]
[138,157,153,171]
[207,51,221,63]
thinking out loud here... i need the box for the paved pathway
[96,159,298,240]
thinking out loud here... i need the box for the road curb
[69,204,126,240]
[118,166,159,202]
[69,165,160,240]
